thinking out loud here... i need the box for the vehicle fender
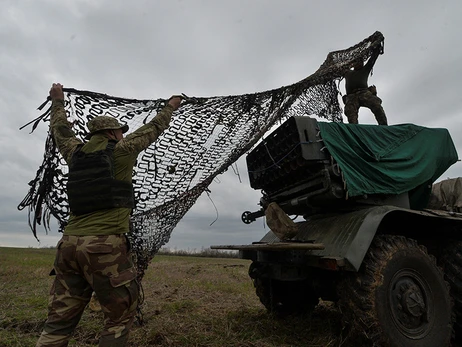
[258,205,418,271]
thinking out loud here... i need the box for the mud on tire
[338,235,452,347]
[442,240,462,345]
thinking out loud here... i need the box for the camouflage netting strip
[18,31,384,282]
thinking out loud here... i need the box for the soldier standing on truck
[36,83,182,346]
[343,44,388,125]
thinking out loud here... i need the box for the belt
[347,87,368,95]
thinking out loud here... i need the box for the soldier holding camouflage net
[36,83,182,347]
[343,44,388,125]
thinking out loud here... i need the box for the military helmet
[86,116,129,139]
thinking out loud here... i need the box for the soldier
[343,45,388,125]
[36,83,182,347]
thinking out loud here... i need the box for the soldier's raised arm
[49,83,82,163]
[364,45,382,72]
[119,95,182,154]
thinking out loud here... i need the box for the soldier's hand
[50,83,64,101]
[167,95,182,111]
[375,43,384,55]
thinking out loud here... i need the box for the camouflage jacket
[344,49,380,94]
[50,99,174,236]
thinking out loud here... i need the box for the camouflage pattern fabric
[36,234,138,347]
[86,115,129,139]
[89,292,102,312]
[344,89,387,125]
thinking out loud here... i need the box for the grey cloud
[2,0,462,250]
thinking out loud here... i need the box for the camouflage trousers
[344,89,388,125]
[36,234,139,347]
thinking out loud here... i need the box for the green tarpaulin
[317,122,459,209]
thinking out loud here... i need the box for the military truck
[212,116,462,347]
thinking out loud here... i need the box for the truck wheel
[441,240,462,343]
[253,278,319,316]
[338,235,452,347]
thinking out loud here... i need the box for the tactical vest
[67,140,135,215]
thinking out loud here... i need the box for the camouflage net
[18,31,384,282]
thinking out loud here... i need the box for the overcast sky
[1,0,461,251]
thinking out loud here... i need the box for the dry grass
[0,247,353,347]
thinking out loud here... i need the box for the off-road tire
[338,235,452,347]
[442,240,462,345]
[253,277,319,316]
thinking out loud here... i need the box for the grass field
[0,247,347,347]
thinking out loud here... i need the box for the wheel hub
[402,283,426,317]
[389,269,432,339]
